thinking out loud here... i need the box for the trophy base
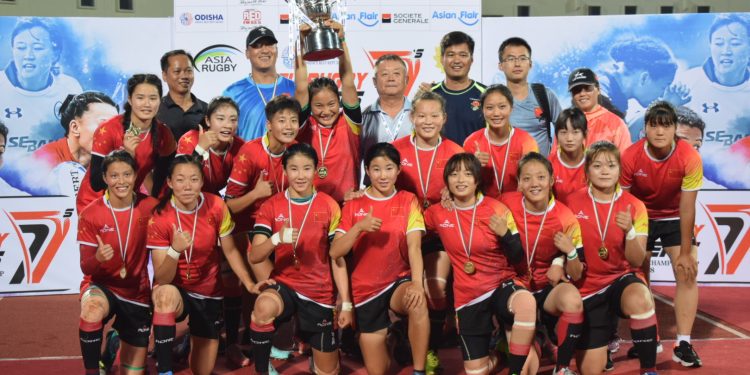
[303,28,343,61]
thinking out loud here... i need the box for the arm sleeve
[343,102,363,134]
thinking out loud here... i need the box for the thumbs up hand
[95,234,114,263]
[473,141,490,167]
[615,204,633,232]
[357,206,382,232]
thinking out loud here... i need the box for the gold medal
[463,261,476,275]
[293,257,301,270]
[119,266,127,279]
[317,166,328,179]
[186,267,191,280]
[126,123,142,137]
[598,246,609,260]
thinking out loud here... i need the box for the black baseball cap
[246,26,278,47]
[568,68,598,91]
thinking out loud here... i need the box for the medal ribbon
[413,135,441,204]
[175,195,201,271]
[486,128,514,195]
[316,122,336,169]
[590,187,617,248]
[287,190,317,264]
[379,110,407,142]
[453,199,478,263]
[106,191,134,270]
[522,197,550,271]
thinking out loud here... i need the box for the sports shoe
[605,351,614,371]
[554,366,577,375]
[270,345,292,360]
[627,341,663,358]
[672,341,702,367]
[641,372,658,375]
[99,329,120,373]
[425,350,442,375]
[268,362,279,375]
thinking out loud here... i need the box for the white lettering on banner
[0,197,81,295]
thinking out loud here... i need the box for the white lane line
[0,355,81,361]
[653,293,750,339]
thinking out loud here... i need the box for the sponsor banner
[482,13,750,189]
[175,7,228,32]
[428,6,481,30]
[651,191,750,285]
[227,5,278,33]
[0,197,80,295]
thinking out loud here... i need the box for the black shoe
[605,351,614,371]
[100,329,120,373]
[673,341,702,367]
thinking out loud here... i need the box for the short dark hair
[498,37,532,62]
[264,95,302,122]
[644,100,677,127]
[440,31,475,56]
[201,96,239,130]
[517,152,553,180]
[443,153,483,195]
[364,142,400,169]
[11,17,62,62]
[160,49,195,72]
[102,150,138,178]
[481,84,514,108]
[0,120,9,141]
[283,142,318,169]
[585,141,620,173]
[554,107,588,137]
[59,92,118,136]
[676,106,706,137]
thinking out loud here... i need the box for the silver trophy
[289,0,344,61]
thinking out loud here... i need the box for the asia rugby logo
[193,44,242,73]
[365,49,424,95]
[1,209,73,284]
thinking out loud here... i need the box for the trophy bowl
[296,0,344,61]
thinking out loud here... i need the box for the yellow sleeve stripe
[329,205,342,235]
[681,154,703,191]
[407,200,426,232]
[219,206,235,237]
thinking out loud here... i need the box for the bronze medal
[119,266,127,279]
[186,267,191,280]
[463,261,476,275]
[293,256,301,270]
[598,246,609,260]
[317,166,328,179]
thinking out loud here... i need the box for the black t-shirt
[157,93,208,141]
[431,80,486,145]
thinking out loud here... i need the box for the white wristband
[167,246,181,260]
[552,256,565,267]
[271,232,281,246]
[566,249,578,260]
[626,227,637,241]
[194,145,209,161]
[341,302,353,312]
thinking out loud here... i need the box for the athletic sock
[676,334,690,344]
[508,342,531,375]
[153,311,177,373]
[250,321,275,374]
[428,308,447,351]
[79,318,103,372]
[224,296,242,345]
[556,311,584,368]
[630,310,658,370]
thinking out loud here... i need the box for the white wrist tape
[271,232,281,246]
[552,256,565,267]
[194,145,209,161]
[626,227,637,241]
[167,246,181,260]
[341,302,353,312]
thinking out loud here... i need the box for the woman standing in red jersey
[424,153,536,375]
[248,143,351,375]
[330,142,429,375]
[148,155,266,375]
[501,152,585,375]
[463,84,539,199]
[77,151,157,375]
[76,74,176,213]
[567,141,658,375]
[294,20,362,204]
[548,108,588,205]
[392,90,464,364]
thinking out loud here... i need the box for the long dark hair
[122,74,163,167]
[154,155,204,214]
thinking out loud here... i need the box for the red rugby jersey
[78,193,157,304]
[298,110,361,204]
[424,195,519,309]
[548,149,587,206]
[147,192,235,298]
[226,134,289,233]
[176,130,245,195]
[566,187,649,297]
[335,189,424,305]
[393,135,463,206]
[254,191,341,306]
[620,139,703,220]
[33,138,75,169]
[463,127,538,200]
[501,192,583,292]
[77,115,176,212]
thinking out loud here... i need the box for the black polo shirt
[157,93,208,141]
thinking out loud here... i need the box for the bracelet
[566,249,578,260]
[552,256,565,267]
[626,227,637,241]
[194,145,209,161]
[341,302,353,312]
[271,232,281,246]
[166,246,181,260]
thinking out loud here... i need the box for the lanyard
[590,187,617,246]
[175,195,200,267]
[413,136,441,204]
[453,200,478,261]
[263,137,285,194]
[486,128,514,194]
[316,122,336,167]
[379,110,407,142]
[522,197,549,270]
[251,74,278,106]
[287,190,316,263]
[106,192,134,267]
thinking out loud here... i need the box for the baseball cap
[568,68,598,91]
[246,26,278,47]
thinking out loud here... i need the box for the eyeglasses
[502,56,530,64]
